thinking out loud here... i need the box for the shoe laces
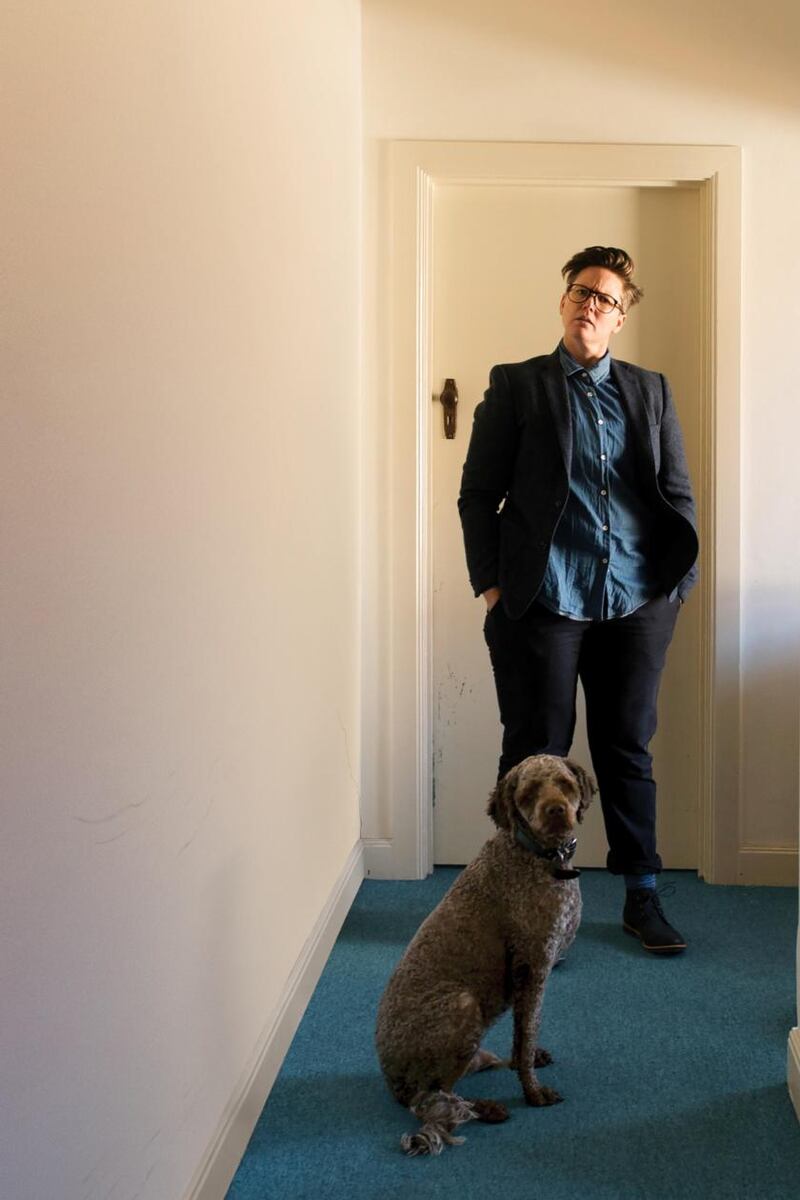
[632,883,676,915]
[653,882,677,911]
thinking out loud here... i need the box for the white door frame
[378,141,741,883]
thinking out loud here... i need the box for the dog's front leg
[510,962,563,1107]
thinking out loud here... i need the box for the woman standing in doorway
[458,246,699,954]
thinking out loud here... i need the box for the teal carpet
[227,870,800,1199]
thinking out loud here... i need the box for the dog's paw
[471,1099,510,1124]
[524,1085,563,1107]
[534,1047,553,1068]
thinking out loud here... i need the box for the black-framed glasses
[565,283,625,315]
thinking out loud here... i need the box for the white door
[431,183,703,867]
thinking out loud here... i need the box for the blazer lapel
[610,359,654,465]
[541,349,572,476]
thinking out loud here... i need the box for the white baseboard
[366,841,799,885]
[183,840,365,1200]
[362,837,432,879]
[737,845,798,886]
[362,837,398,879]
[788,1028,800,1124]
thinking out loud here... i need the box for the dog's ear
[563,759,597,823]
[487,765,520,830]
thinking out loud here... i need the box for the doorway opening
[431,182,702,867]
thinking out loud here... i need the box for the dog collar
[513,823,580,879]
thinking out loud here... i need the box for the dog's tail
[401,1090,508,1156]
[401,1090,475,1156]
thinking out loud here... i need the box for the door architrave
[378,140,741,883]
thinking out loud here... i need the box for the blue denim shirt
[538,344,661,620]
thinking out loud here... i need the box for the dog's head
[487,755,596,844]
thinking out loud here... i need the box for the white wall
[1,3,362,1198]
[361,0,800,868]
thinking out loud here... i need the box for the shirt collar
[558,341,611,385]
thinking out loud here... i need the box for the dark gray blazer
[458,348,699,620]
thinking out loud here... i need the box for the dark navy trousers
[483,593,680,875]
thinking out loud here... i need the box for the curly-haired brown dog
[375,754,595,1155]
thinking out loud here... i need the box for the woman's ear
[487,764,520,830]
[564,758,597,823]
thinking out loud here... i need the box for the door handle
[437,378,458,439]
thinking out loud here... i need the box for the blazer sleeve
[658,374,699,597]
[457,364,519,597]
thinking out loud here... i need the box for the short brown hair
[561,246,644,309]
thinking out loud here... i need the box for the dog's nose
[546,802,568,818]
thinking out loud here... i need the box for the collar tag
[514,825,579,878]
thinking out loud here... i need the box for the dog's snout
[546,801,568,817]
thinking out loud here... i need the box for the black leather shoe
[623,888,686,954]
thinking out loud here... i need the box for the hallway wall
[2,3,362,1198]
[361,0,800,874]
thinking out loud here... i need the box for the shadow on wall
[740,596,800,846]
[364,0,800,115]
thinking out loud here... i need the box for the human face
[559,266,627,367]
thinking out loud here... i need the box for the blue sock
[625,873,657,892]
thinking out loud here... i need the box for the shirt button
[602,557,608,564]
[586,391,594,398]
[600,453,607,461]
[600,489,607,496]
[601,524,609,531]
[597,418,604,424]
